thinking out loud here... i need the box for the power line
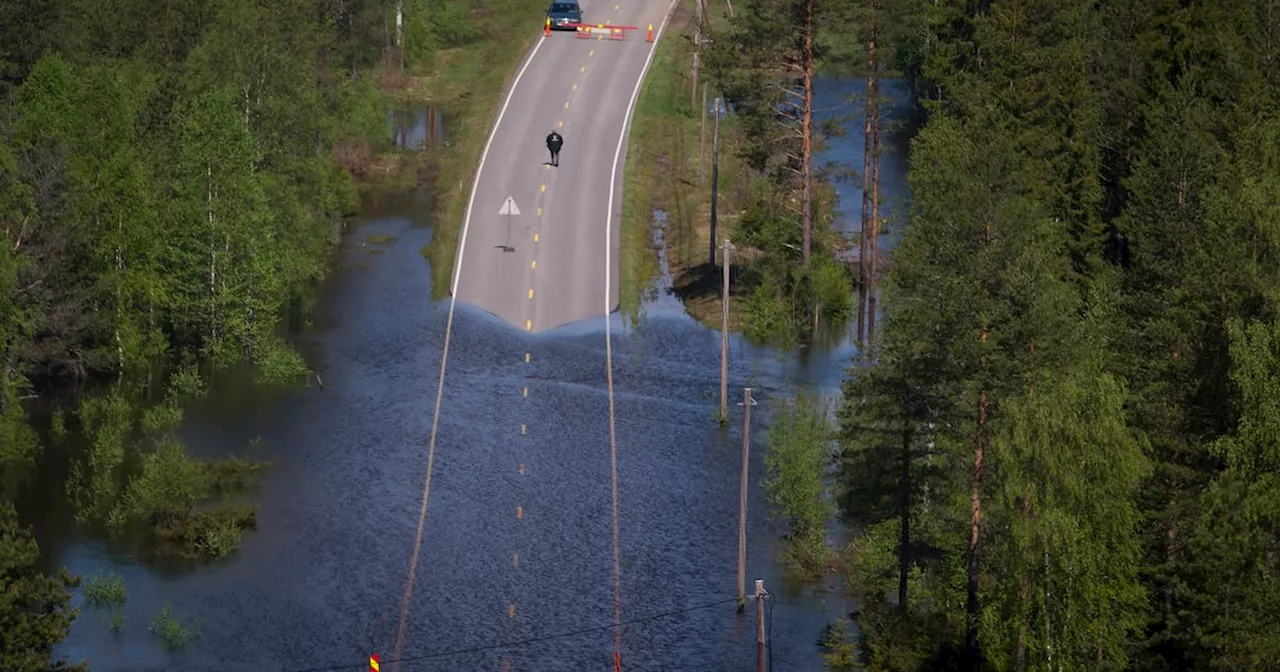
[285,597,741,672]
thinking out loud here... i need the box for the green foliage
[66,370,269,559]
[0,501,86,672]
[828,1,1280,669]
[764,392,837,577]
[149,602,200,650]
[83,570,128,608]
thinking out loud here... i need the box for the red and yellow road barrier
[571,23,638,40]
[369,653,380,672]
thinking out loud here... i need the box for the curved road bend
[453,0,675,332]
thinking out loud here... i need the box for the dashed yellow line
[580,66,586,73]
[533,232,539,242]
[523,386,528,397]
[564,101,570,109]
[537,207,543,216]
[516,506,523,519]
[589,50,594,56]
[509,603,517,618]
[528,289,534,299]
[525,352,531,363]
[572,83,578,91]
[521,424,527,435]
[540,184,546,193]
[525,319,532,331]
[531,260,536,269]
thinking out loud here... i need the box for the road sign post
[498,196,521,252]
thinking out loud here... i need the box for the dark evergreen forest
[833,1,1280,670]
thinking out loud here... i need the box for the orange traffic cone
[647,23,653,42]
[545,17,551,36]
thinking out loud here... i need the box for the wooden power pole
[709,96,721,266]
[720,239,733,423]
[738,387,754,610]
[700,82,708,183]
[755,579,767,672]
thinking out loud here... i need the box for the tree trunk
[857,48,872,350]
[208,165,218,346]
[865,5,880,348]
[898,424,912,609]
[966,381,987,672]
[1015,496,1031,672]
[396,0,404,73]
[799,0,815,269]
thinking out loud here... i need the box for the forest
[703,0,1280,669]
[826,1,1279,670]
[0,0,457,667]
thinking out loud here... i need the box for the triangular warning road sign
[499,196,521,216]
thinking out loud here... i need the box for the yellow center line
[509,603,516,618]
[516,506,523,519]
[528,289,534,298]
[580,66,586,73]
[540,184,546,192]
[589,50,594,56]
[531,260,536,269]
[525,319,532,331]
[523,386,528,397]
[564,101,570,109]
[525,352,531,362]
[572,83,578,91]
[533,232,539,242]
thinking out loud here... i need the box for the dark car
[546,0,583,30]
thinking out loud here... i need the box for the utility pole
[719,239,733,424]
[709,96,721,266]
[755,579,767,672]
[700,82,708,184]
[691,0,701,118]
[738,387,754,609]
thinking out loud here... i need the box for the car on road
[546,0,583,30]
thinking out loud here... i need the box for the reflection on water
[389,106,445,150]
[39,77,911,672]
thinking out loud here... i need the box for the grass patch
[619,0,753,326]
[83,570,127,608]
[149,603,200,650]
[410,0,554,299]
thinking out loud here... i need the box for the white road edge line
[603,0,681,655]
[393,32,550,671]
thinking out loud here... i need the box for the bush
[83,571,127,608]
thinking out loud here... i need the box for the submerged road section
[453,0,673,332]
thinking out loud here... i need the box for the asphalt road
[453,0,675,332]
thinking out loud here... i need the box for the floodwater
[34,77,912,671]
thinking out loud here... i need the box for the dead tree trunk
[799,0,815,269]
[865,2,881,348]
[856,4,875,351]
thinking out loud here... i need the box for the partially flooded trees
[707,0,856,345]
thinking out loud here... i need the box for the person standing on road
[546,130,563,167]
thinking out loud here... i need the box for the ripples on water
[47,77,912,671]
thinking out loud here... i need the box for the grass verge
[408,0,553,299]
[619,0,752,327]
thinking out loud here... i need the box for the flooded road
[42,77,911,671]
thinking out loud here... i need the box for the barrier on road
[570,23,639,40]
